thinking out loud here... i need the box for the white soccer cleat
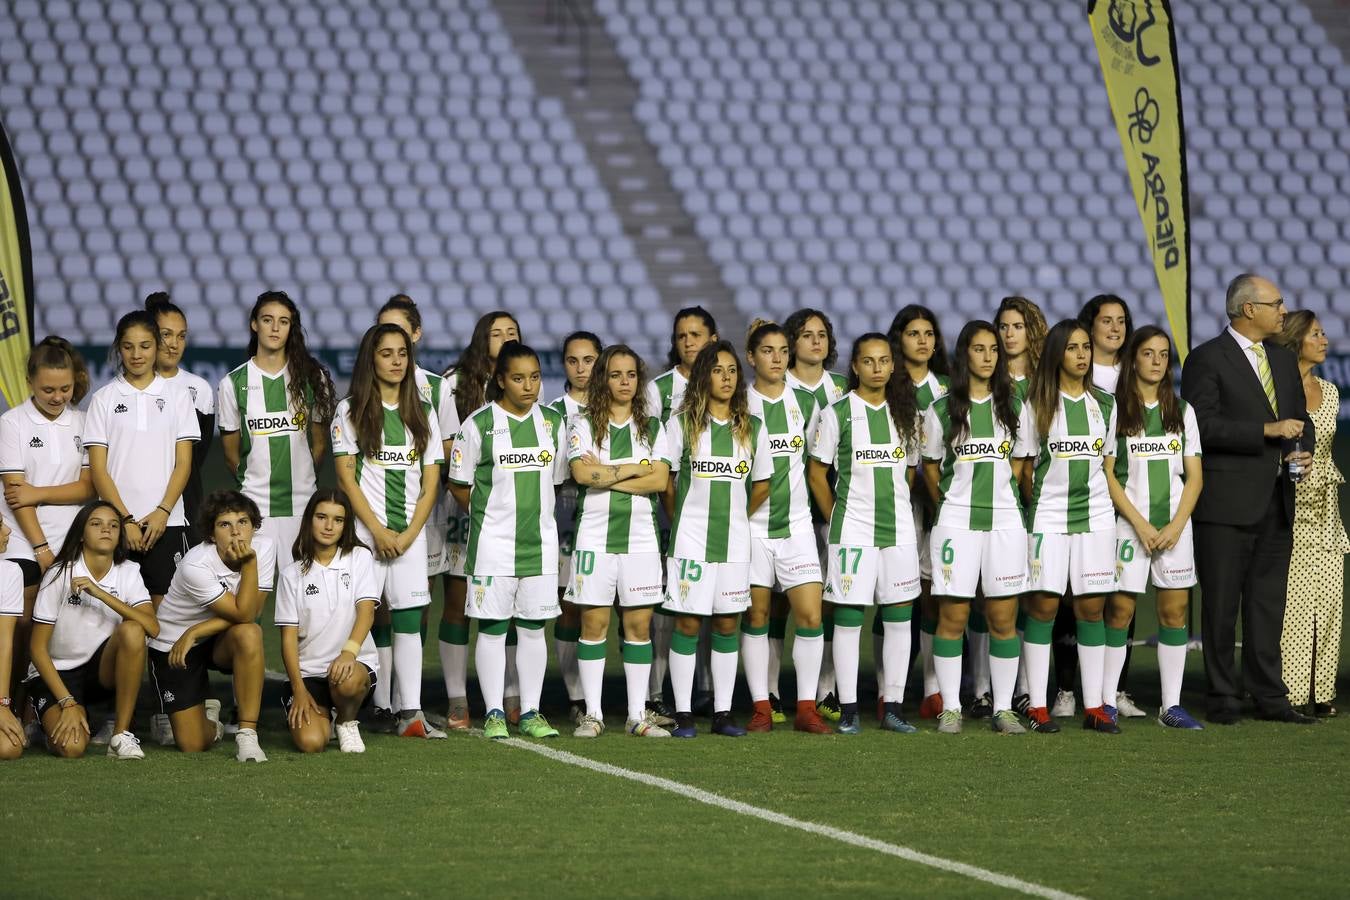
[107,731,145,760]
[204,699,224,743]
[573,714,605,738]
[1115,691,1147,718]
[626,712,671,737]
[234,728,268,763]
[335,721,366,753]
[150,713,175,746]
[1051,689,1077,718]
[90,719,116,745]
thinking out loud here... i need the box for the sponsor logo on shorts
[35,697,48,711]
[690,456,750,479]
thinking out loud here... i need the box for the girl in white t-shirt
[0,522,26,760]
[146,293,215,536]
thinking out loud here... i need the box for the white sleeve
[83,389,109,448]
[273,564,300,626]
[437,383,460,447]
[1183,404,1202,457]
[567,416,594,463]
[1014,401,1038,458]
[424,410,445,467]
[255,536,277,593]
[921,406,944,461]
[351,548,381,604]
[448,416,479,485]
[644,381,662,419]
[330,403,358,458]
[663,415,686,468]
[750,418,773,481]
[194,376,216,416]
[551,414,568,486]
[30,567,65,624]
[180,562,227,610]
[216,375,240,432]
[0,412,23,476]
[652,421,672,467]
[808,405,838,465]
[175,386,201,443]
[120,563,151,607]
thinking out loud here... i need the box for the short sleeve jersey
[275,547,381,678]
[666,413,773,563]
[568,414,669,555]
[448,401,568,577]
[150,536,277,652]
[83,375,200,525]
[809,393,919,548]
[1028,389,1118,535]
[549,393,585,557]
[785,369,850,412]
[1112,400,1202,530]
[645,368,688,422]
[747,385,817,540]
[415,367,460,451]
[913,371,950,414]
[923,395,1036,532]
[0,560,23,617]
[164,368,215,418]
[217,361,318,518]
[0,401,89,559]
[30,558,150,674]
[330,398,445,533]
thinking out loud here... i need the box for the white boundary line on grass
[502,738,1084,900]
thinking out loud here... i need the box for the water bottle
[1287,436,1307,483]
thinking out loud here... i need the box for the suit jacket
[1180,329,1314,527]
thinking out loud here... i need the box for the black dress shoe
[1207,709,1242,725]
[1258,708,1318,724]
[1313,703,1337,718]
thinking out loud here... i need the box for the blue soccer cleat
[1157,705,1204,730]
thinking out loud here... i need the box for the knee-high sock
[990,635,1021,713]
[475,623,509,712]
[372,623,393,711]
[695,620,713,693]
[669,630,698,713]
[555,620,582,703]
[1076,619,1106,709]
[1022,615,1054,708]
[767,615,786,698]
[649,611,674,700]
[578,637,607,719]
[1102,626,1129,707]
[792,626,824,707]
[1014,608,1029,697]
[740,621,770,702]
[920,615,938,696]
[504,623,520,699]
[832,607,863,705]
[817,611,836,701]
[968,607,991,696]
[391,609,423,713]
[438,621,470,702]
[514,621,548,713]
[711,631,739,714]
[881,604,914,704]
[1157,625,1188,710]
[933,634,964,712]
[623,641,653,724]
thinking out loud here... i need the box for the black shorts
[280,665,376,716]
[25,639,113,717]
[8,557,41,589]
[130,526,193,596]
[147,634,231,714]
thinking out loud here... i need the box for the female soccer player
[149,490,274,761]
[85,311,199,605]
[1105,326,1204,729]
[662,341,771,738]
[743,321,830,734]
[565,344,672,737]
[332,324,444,739]
[218,291,336,564]
[921,322,1036,735]
[146,292,214,531]
[1079,294,1134,395]
[27,500,157,759]
[438,310,520,728]
[1022,320,1120,734]
[449,341,568,740]
[808,334,922,734]
[0,523,31,760]
[276,489,382,753]
[996,296,1048,400]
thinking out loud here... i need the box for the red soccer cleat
[918,692,944,719]
[747,700,774,732]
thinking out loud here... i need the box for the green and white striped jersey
[645,368,687,422]
[217,360,317,517]
[809,393,919,548]
[1011,375,1029,402]
[415,366,460,451]
[922,395,1036,531]
[448,401,568,577]
[1111,400,1201,530]
[1028,389,1117,534]
[785,369,850,412]
[913,371,950,413]
[747,385,818,540]
[568,413,669,555]
[330,398,444,533]
[549,393,585,558]
[666,413,773,563]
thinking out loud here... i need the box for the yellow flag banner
[1088,0,1191,357]
[0,118,34,408]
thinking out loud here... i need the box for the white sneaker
[234,727,268,762]
[1051,689,1077,718]
[90,719,116,745]
[150,713,175,746]
[626,712,671,737]
[204,699,224,743]
[335,720,366,753]
[1115,691,1147,718]
[573,714,605,737]
[107,731,145,760]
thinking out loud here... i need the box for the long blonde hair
[677,340,753,451]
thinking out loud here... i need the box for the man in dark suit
[1181,273,1317,725]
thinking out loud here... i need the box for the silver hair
[1225,273,1263,319]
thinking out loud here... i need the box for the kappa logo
[66,592,83,606]
[113,403,129,414]
[35,696,48,712]
[28,436,42,448]
[305,583,319,596]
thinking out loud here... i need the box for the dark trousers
[1193,483,1293,715]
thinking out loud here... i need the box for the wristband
[33,542,49,552]
[122,514,136,525]
[0,696,10,709]
[57,695,76,710]
[342,640,362,656]
[156,505,171,516]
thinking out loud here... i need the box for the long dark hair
[492,340,542,403]
[28,335,90,404]
[348,324,430,459]
[295,488,368,573]
[562,330,603,392]
[1029,319,1093,438]
[846,333,918,444]
[584,344,654,453]
[1078,293,1134,360]
[996,296,1048,374]
[109,310,160,375]
[378,293,422,335]
[678,340,752,450]
[448,310,520,419]
[144,290,186,323]
[41,500,129,592]
[944,321,1019,445]
[246,291,337,425]
[666,306,718,370]
[783,307,838,370]
[1115,325,1184,437]
[887,304,950,378]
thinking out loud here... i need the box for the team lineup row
[0,290,1212,760]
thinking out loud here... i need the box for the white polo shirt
[0,400,89,559]
[29,557,150,674]
[150,536,276,652]
[161,368,215,418]
[0,560,24,617]
[275,547,381,678]
[83,375,200,525]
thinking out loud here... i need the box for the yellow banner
[0,119,34,408]
[1088,0,1191,357]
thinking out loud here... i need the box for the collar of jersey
[493,401,536,421]
[308,550,351,572]
[21,398,75,427]
[113,374,165,396]
[852,393,887,411]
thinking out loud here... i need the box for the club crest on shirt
[341,572,351,590]
[188,386,198,403]
[74,436,82,453]
[156,398,166,411]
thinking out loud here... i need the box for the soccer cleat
[969,693,994,719]
[150,713,175,747]
[936,708,963,734]
[367,707,399,734]
[1012,693,1031,717]
[626,712,672,737]
[518,710,559,739]
[837,711,861,735]
[1157,705,1204,730]
[747,700,774,732]
[793,705,832,734]
[1103,705,1119,724]
[1115,692,1147,718]
[1082,706,1122,734]
[204,699,224,743]
[672,712,698,738]
[90,719,115,745]
[711,712,746,737]
[1051,689,1076,718]
[444,700,472,732]
[234,728,268,763]
[568,701,586,725]
[1026,707,1061,733]
[991,709,1027,735]
[768,694,787,725]
[335,721,366,753]
[504,695,522,726]
[107,731,144,760]
[881,711,918,734]
[398,711,448,739]
[645,700,677,728]
[918,693,943,719]
[816,692,842,722]
[573,714,605,738]
[484,709,509,741]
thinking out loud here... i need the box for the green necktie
[1251,344,1278,416]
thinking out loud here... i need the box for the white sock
[504,641,519,699]
[1078,642,1105,710]
[670,645,697,713]
[711,641,738,714]
[968,629,991,696]
[991,652,1019,713]
[882,619,912,704]
[741,630,770,702]
[1102,643,1128,708]
[476,630,507,712]
[578,639,605,719]
[392,631,423,713]
[767,634,784,698]
[920,630,938,696]
[649,614,673,700]
[623,642,651,723]
[556,634,581,702]
[817,639,836,701]
[833,625,861,705]
[1023,636,1050,708]
[375,644,393,710]
[933,647,963,712]
[515,625,548,713]
[793,632,824,707]
[1158,642,1186,710]
[438,640,467,700]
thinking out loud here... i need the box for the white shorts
[445,505,471,579]
[662,558,751,616]
[360,529,431,611]
[823,544,922,607]
[750,531,823,591]
[426,493,450,576]
[566,550,664,608]
[259,514,302,567]
[465,573,562,621]
[1028,529,1117,597]
[929,525,1028,599]
[1115,520,1197,593]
